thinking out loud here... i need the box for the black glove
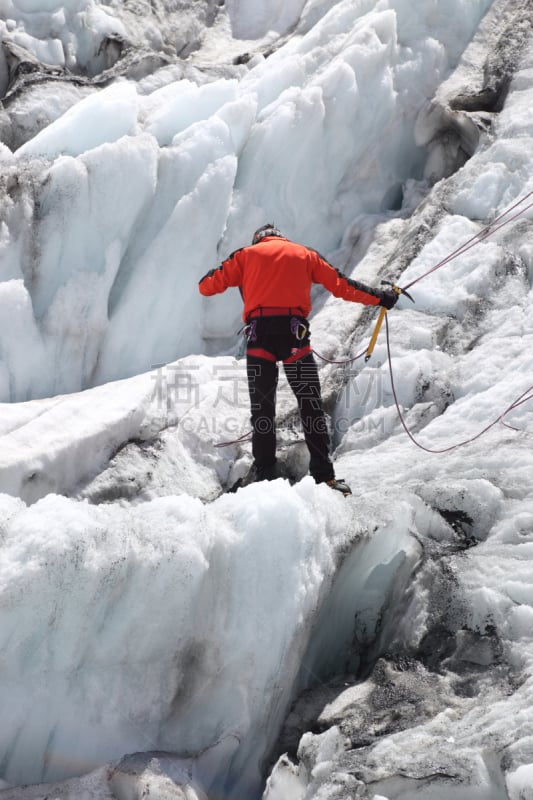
[378,288,399,309]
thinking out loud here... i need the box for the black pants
[246,315,334,483]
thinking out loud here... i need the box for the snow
[15,81,139,159]
[226,0,307,40]
[0,477,363,793]
[0,0,533,799]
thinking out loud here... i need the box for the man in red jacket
[199,224,398,494]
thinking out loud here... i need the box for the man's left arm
[311,251,397,308]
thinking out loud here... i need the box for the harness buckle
[290,316,308,340]
[244,320,258,342]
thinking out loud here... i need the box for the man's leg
[283,352,335,483]
[246,354,279,480]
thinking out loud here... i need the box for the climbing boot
[326,478,352,496]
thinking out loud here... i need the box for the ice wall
[0,476,419,798]
[0,0,493,400]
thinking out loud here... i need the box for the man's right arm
[198,249,244,296]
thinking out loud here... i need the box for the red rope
[314,192,533,364]
[385,315,532,453]
[403,191,533,290]
[213,431,253,448]
[312,346,366,365]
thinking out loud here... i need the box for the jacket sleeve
[198,250,243,296]
[310,250,382,306]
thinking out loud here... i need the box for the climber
[198,224,398,495]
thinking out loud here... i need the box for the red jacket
[199,236,382,321]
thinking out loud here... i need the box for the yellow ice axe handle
[365,306,387,362]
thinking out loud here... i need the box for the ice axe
[364,281,415,362]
